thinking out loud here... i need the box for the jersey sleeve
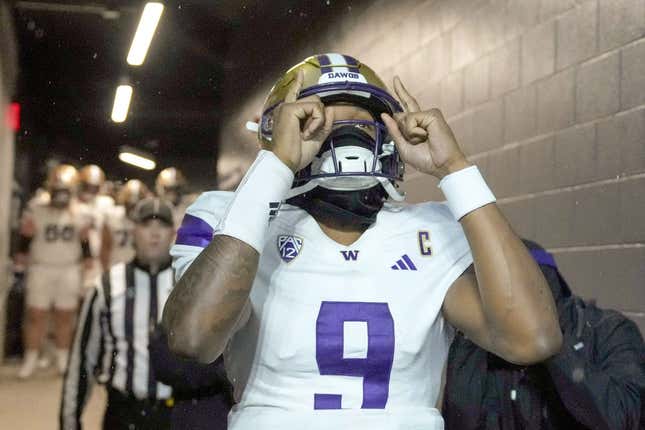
[171,191,234,282]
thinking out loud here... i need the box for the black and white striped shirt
[60,260,174,430]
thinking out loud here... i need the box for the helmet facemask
[292,119,403,198]
[79,182,100,203]
[161,185,182,206]
[50,188,72,208]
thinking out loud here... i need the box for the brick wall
[218,0,645,334]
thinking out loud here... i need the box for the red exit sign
[5,102,20,132]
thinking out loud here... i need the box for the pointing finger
[284,70,304,103]
[393,76,421,113]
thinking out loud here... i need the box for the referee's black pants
[103,388,172,430]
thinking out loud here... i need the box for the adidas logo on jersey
[391,254,417,271]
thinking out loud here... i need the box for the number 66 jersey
[172,191,474,430]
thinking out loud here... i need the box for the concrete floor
[0,361,106,429]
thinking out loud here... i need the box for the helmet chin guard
[284,120,405,201]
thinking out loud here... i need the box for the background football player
[155,166,197,227]
[15,164,92,378]
[100,179,150,269]
[77,164,114,289]
[162,54,562,429]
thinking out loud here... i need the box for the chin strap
[295,196,377,229]
[285,179,320,199]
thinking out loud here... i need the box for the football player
[78,164,114,288]
[78,164,114,209]
[100,179,150,268]
[162,54,562,429]
[156,167,197,227]
[15,164,92,378]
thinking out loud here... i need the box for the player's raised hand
[271,69,334,173]
[381,76,471,179]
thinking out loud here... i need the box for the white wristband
[214,150,294,252]
[438,165,496,220]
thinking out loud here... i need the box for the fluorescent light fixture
[127,2,164,66]
[119,150,156,170]
[111,85,133,122]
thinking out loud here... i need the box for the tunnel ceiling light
[119,149,156,170]
[127,2,164,66]
[111,85,133,123]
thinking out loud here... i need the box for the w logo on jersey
[340,250,360,261]
[278,235,303,263]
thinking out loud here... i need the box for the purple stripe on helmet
[530,249,557,269]
[298,82,404,113]
[342,55,360,73]
[175,213,214,248]
[318,54,333,74]
[262,82,403,115]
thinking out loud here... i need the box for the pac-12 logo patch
[278,235,303,263]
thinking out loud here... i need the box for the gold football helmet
[117,179,149,212]
[46,164,79,191]
[259,54,401,144]
[78,164,106,201]
[46,164,79,207]
[155,167,186,204]
[79,164,106,187]
[257,53,404,201]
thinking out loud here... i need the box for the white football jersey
[104,205,136,267]
[172,191,473,430]
[81,194,115,256]
[25,201,91,265]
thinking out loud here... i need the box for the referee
[60,197,176,430]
